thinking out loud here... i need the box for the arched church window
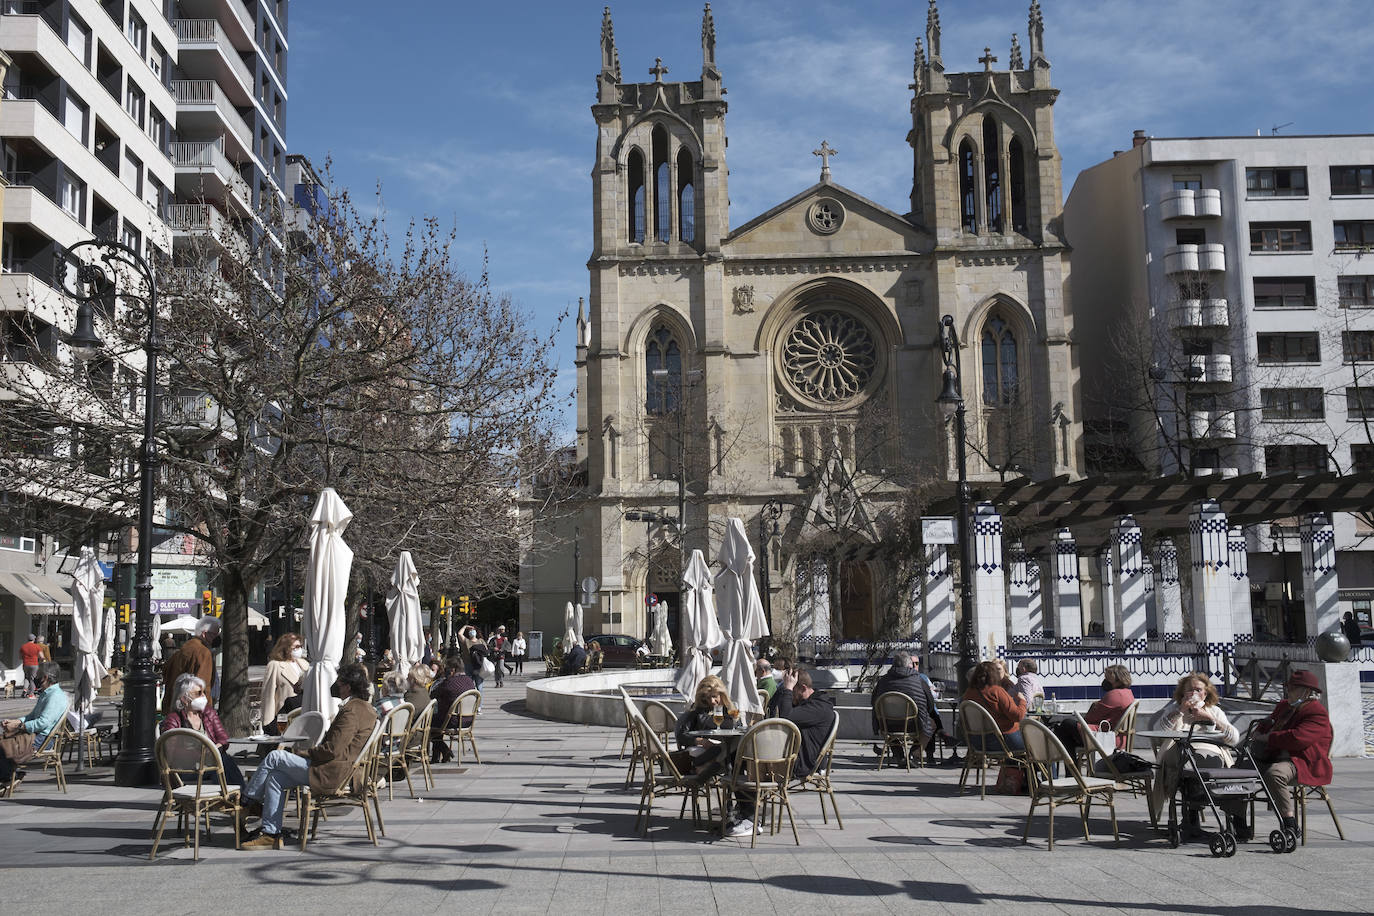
[677,147,695,242]
[981,315,1018,406]
[1009,137,1028,232]
[983,116,1002,233]
[652,126,671,243]
[627,148,646,243]
[645,325,681,415]
[959,139,977,234]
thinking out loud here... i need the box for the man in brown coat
[160,617,219,716]
[241,662,377,848]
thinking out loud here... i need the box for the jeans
[969,730,1025,753]
[21,665,37,694]
[244,749,310,835]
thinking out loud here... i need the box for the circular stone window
[781,309,880,406]
[807,198,844,235]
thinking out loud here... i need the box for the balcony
[172,80,253,161]
[161,392,222,430]
[1187,410,1237,441]
[1192,465,1239,478]
[1187,354,1232,384]
[1160,188,1222,220]
[1164,243,1226,274]
[1170,298,1229,333]
[170,138,252,213]
[174,20,254,102]
[166,203,248,255]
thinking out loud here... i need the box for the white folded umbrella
[715,518,770,717]
[70,546,108,713]
[674,549,725,698]
[386,550,424,678]
[299,488,354,720]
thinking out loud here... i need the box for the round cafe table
[685,728,749,835]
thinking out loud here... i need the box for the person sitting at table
[962,659,1028,752]
[0,661,69,786]
[161,673,244,787]
[672,675,738,777]
[765,658,794,716]
[871,651,941,764]
[376,671,409,715]
[1249,669,1333,842]
[240,663,377,849]
[1054,663,1136,752]
[260,632,308,734]
[1148,671,1240,831]
[560,641,587,676]
[429,654,477,764]
[1014,659,1044,712]
[727,667,835,837]
[404,664,434,712]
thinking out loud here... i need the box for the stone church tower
[520,2,1082,652]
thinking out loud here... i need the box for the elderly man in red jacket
[1250,669,1333,840]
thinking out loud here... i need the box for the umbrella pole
[75,685,86,774]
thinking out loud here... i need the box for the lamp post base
[112,669,159,786]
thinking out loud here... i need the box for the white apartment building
[0,0,288,668]
[1066,131,1374,641]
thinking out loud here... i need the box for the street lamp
[758,499,783,650]
[60,239,160,786]
[936,314,978,695]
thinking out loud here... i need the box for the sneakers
[726,818,757,838]
[241,831,282,850]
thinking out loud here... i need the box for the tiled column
[1098,546,1119,642]
[1027,559,1044,640]
[796,554,830,643]
[971,502,1007,660]
[1189,499,1233,678]
[1113,516,1147,651]
[1300,512,1340,643]
[1228,526,1253,644]
[921,543,954,653]
[1154,538,1184,642]
[1143,555,1157,637]
[1050,528,1083,647]
[1008,541,1032,646]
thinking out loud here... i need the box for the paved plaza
[2,677,1374,915]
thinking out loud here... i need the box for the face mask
[292,647,306,659]
[189,696,208,712]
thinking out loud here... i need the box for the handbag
[0,731,35,766]
[1110,750,1153,773]
[479,656,496,679]
[993,763,1026,795]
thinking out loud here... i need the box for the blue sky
[289,0,1374,431]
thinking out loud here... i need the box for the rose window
[783,311,877,403]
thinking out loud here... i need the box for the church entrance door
[837,560,875,641]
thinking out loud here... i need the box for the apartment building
[0,0,288,668]
[1066,131,1374,640]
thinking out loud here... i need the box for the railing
[160,393,217,426]
[174,19,255,91]
[169,138,252,204]
[170,80,253,150]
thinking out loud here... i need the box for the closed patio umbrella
[562,601,583,649]
[715,517,770,718]
[299,488,354,721]
[70,546,108,769]
[99,605,115,669]
[651,601,672,657]
[150,611,163,661]
[386,550,423,679]
[674,549,725,698]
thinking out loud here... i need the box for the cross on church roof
[813,140,838,181]
[649,57,669,82]
[979,47,998,71]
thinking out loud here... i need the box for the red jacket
[162,707,230,748]
[963,684,1027,734]
[1085,688,1136,729]
[1258,698,1333,786]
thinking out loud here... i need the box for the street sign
[646,593,658,606]
[922,516,956,545]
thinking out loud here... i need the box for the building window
[1173,174,1202,191]
[1265,444,1328,475]
[1008,137,1027,232]
[0,533,37,553]
[1261,388,1325,420]
[126,9,147,55]
[1330,166,1374,196]
[1339,275,1374,308]
[66,13,91,68]
[1177,279,1211,300]
[676,147,695,243]
[120,220,141,255]
[1346,387,1374,418]
[1257,332,1319,364]
[652,126,670,243]
[959,139,977,234]
[1343,330,1374,363]
[125,82,145,128]
[1246,167,1307,197]
[982,117,1002,233]
[1334,220,1374,250]
[121,149,142,196]
[981,315,1018,406]
[63,92,88,144]
[1249,221,1312,252]
[645,325,681,415]
[1353,444,1374,473]
[148,108,166,150]
[1252,276,1315,309]
[626,148,645,244]
[59,173,85,220]
[150,38,166,81]
[1175,227,1206,245]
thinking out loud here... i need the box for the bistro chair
[957,700,1025,799]
[874,691,923,771]
[298,721,386,850]
[436,689,482,765]
[1294,781,1346,844]
[725,718,802,848]
[1021,718,1119,851]
[7,715,73,797]
[629,706,716,836]
[1115,700,1141,752]
[1074,712,1157,828]
[791,711,843,828]
[376,702,413,800]
[150,728,242,861]
[402,700,437,794]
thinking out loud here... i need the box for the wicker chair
[629,706,716,836]
[6,715,73,797]
[957,700,1026,799]
[401,699,437,794]
[297,721,386,850]
[150,728,242,861]
[725,718,802,847]
[791,711,843,828]
[874,691,923,771]
[436,689,482,765]
[376,702,413,801]
[1074,711,1156,828]
[1021,718,1119,850]
[1293,781,1345,844]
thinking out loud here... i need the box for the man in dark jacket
[728,667,835,837]
[561,642,587,676]
[871,652,941,763]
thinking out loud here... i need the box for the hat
[1288,669,1321,692]
[498,625,506,631]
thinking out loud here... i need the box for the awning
[0,570,76,616]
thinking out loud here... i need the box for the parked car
[583,634,644,668]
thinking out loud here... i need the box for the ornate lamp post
[61,239,159,786]
[936,314,978,696]
[758,499,783,650]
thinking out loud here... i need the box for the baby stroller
[1166,721,1294,857]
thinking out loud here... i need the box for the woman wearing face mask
[1149,672,1239,830]
[261,633,309,734]
[162,673,244,786]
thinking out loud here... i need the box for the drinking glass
[250,713,262,736]
[725,707,739,727]
[711,705,724,728]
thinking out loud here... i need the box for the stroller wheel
[1269,829,1287,853]
[1208,834,1227,858]
[1283,828,1298,853]
[1221,833,1237,858]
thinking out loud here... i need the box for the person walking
[19,634,43,698]
[487,627,508,687]
[511,632,528,675]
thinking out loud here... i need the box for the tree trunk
[219,567,253,735]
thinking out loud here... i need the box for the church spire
[1009,33,1023,70]
[911,37,925,92]
[600,6,621,82]
[925,0,943,70]
[702,3,717,72]
[1028,1,1048,68]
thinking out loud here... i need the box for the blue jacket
[22,684,70,744]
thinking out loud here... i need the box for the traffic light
[119,603,131,626]
[458,595,472,619]
[202,589,213,616]
[213,596,223,617]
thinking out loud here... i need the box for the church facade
[519,2,1083,652]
